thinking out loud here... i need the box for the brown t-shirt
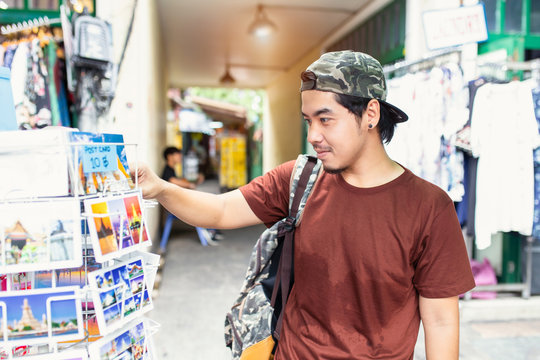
[240,160,475,359]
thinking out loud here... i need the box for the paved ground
[148,225,540,360]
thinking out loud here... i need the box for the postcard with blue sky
[88,257,153,335]
[84,191,151,263]
[69,131,135,196]
[0,286,83,345]
[89,319,152,360]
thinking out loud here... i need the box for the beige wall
[97,0,168,239]
[263,47,322,172]
[263,0,399,172]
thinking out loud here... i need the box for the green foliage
[187,87,265,126]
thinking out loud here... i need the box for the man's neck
[341,144,404,188]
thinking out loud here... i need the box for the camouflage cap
[301,50,408,123]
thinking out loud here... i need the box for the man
[161,146,222,242]
[161,146,196,189]
[136,51,475,359]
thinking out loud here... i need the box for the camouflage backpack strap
[288,154,322,223]
[271,154,321,343]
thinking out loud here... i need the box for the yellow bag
[240,336,275,360]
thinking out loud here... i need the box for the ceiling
[155,0,375,89]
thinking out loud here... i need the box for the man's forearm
[169,177,195,189]
[156,180,260,229]
[423,320,459,359]
[156,181,224,227]
[420,296,460,360]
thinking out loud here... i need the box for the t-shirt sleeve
[161,166,175,182]
[413,201,476,298]
[239,160,295,228]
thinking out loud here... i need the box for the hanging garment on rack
[2,44,17,69]
[3,36,69,129]
[10,41,30,110]
[532,86,540,239]
[45,40,60,126]
[0,45,5,67]
[385,63,469,201]
[456,77,489,233]
[28,38,52,128]
[471,80,539,249]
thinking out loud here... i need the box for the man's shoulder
[257,159,296,180]
[402,168,454,208]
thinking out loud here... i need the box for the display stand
[0,136,159,359]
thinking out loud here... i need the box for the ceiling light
[0,1,9,9]
[248,4,277,38]
[219,64,235,85]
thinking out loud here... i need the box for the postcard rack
[0,133,160,359]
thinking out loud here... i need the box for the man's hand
[197,173,205,185]
[130,162,168,199]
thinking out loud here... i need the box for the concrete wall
[263,47,322,172]
[97,0,168,240]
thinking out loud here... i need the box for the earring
[368,124,373,129]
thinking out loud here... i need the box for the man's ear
[365,99,381,129]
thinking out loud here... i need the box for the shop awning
[187,95,247,127]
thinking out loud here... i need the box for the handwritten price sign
[82,145,118,173]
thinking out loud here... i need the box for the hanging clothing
[470,80,539,249]
[54,56,72,127]
[45,40,60,126]
[385,63,469,201]
[456,77,489,234]
[10,42,29,108]
[532,86,540,239]
[0,45,5,67]
[2,44,17,69]
[2,37,70,129]
[28,38,52,128]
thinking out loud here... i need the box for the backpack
[224,154,321,360]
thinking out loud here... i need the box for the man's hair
[334,93,396,144]
[163,146,181,160]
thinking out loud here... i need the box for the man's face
[301,90,369,174]
[171,152,182,165]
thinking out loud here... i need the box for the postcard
[17,349,88,359]
[0,344,46,358]
[0,200,82,274]
[127,251,160,293]
[31,246,101,342]
[88,318,153,360]
[84,191,151,263]
[88,257,153,335]
[69,132,135,196]
[34,245,101,290]
[0,286,84,346]
[0,128,73,199]
[1,272,33,292]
